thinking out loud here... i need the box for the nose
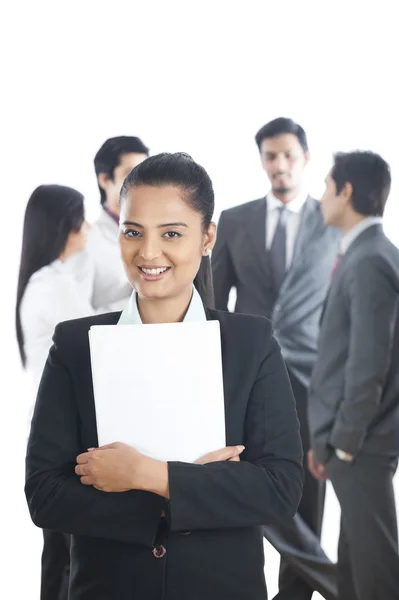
[274,154,289,172]
[138,235,162,261]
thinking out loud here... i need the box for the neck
[137,287,193,324]
[59,248,75,263]
[272,188,302,204]
[342,213,371,236]
[103,203,120,223]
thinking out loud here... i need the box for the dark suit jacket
[25,309,303,600]
[309,225,399,463]
[212,197,341,387]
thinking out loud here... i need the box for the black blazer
[25,309,303,600]
[212,197,341,387]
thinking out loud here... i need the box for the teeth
[141,267,168,275]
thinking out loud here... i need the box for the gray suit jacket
[212,197,340,387]
[309,224,399,463]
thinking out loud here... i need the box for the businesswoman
[25,154,304,600]
[17,185,114,600]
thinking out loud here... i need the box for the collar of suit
[266,190,309,214]
[340,217,383,255]
[118,286,207,325]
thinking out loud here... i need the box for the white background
[1,1,398,597]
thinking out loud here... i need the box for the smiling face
[119,185,216,301]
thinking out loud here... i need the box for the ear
[203,222,217,256]
[304,151,311,166]
[97,172,110,192]
[342,181,353,205]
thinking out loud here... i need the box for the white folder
[89,321,226,463]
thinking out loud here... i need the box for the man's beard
[272,186,291,195]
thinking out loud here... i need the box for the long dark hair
[16,185,85,366]
[120,152,215,308]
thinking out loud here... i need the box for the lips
[138,266,171,281]
[139,267,170,275]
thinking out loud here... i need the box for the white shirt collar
[118,286,207,325]
[340,216,383,254]
[99,207,119,230]
[266,190,308,214]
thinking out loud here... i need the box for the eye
[123,229,141,239]
[163,231,182,240]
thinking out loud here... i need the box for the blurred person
[25,153,304,600]
[16,184,120,600]
[88,135,149,309]
[309,151,399,600]
[212,118,340,600]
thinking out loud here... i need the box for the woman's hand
[75,442,145,492]
[75,442,170,498]
[196,445,245,465]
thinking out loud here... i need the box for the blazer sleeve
[329,256,399,455]
[25,324,165,546]
[212,211,237,311]
[167,322,304,531]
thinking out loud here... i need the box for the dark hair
[331,151,391,216]
[120,152,215,308]
[255,117,309,153]
[16,185,85,366]
[94,136,150,205]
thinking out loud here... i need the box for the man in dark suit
[308,151,399,600]
[212,117,340,600]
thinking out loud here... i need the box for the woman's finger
[80,476,95,486]
[196,445,245,464]
[75,464,89,476]
[76,452,91,464]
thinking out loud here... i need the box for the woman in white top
[16,184,109,600]
[16,185,97,388]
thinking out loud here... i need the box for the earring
[205,248,211,256]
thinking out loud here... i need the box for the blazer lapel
[245,198,273,284]
[280,197,322,294]
[319,225,383,326]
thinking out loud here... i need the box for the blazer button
[179,531,191,536]
[152,545,166,559]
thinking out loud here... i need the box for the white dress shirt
[340,216,383,255]
[266,191,308,268]
[20,256,113,401]
[118,286,207,325]
[85,209,132,310]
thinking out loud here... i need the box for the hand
[75,442,146,492]
[335,448,354,462]
[196,445,245,465]
[307,449,327,481]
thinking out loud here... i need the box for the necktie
[270,206,287,293]
[330,252,342,279]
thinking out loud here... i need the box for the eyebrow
[121,220,189,228]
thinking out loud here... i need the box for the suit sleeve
[330,257,399,455]
[167,322,304,531]
[25,324,165,545]
[212,211,237,311]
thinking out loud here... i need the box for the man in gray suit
[308,151,399,600]
[212,118,340,600]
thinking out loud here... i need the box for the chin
[273,186,291,195]
[133,281,170,300]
